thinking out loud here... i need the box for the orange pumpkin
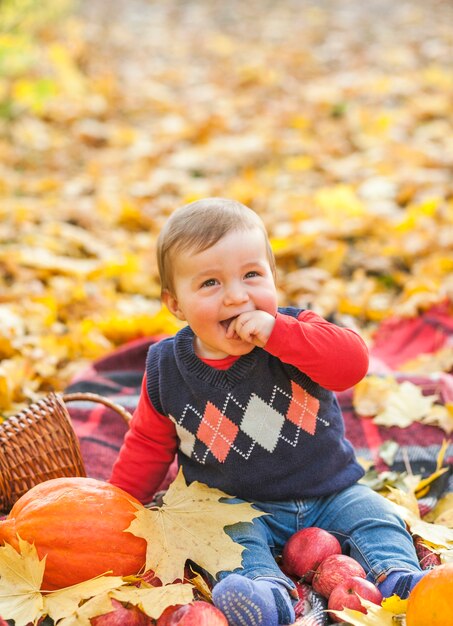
[406,563,453,626]
[0,476,147,590]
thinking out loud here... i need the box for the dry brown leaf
[187,567,213,602]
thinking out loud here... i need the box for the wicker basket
[0,391,132,513]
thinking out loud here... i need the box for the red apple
[0,619,9,626]
[156,605,184,625]
[282,527,342,583]
[156,601,227,625]
[312,554,366,598]
[90,599,153,625]
[328,576,383,622]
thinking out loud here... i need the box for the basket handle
[61,392,133,424]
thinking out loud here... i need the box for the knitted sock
[377,569,426,599]
[212,574,295,626]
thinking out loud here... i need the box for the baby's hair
[157,197,276,294]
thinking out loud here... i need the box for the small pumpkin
[406,563,453,626]
[0,476,147,590]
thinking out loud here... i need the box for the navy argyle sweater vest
[146,307,364,501]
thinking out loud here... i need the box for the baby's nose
[224,282,249,304]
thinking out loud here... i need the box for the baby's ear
[162,289,186,321]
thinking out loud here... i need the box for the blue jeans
[218,483,421,594]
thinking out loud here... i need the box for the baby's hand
[226,310,276,347]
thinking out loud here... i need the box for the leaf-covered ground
[0,0,452,414]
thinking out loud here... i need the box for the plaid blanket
[66,305,453,503]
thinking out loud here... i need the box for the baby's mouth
[220,316,237,331]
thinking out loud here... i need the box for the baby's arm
[264,310,369,391]
[109,375,178,503]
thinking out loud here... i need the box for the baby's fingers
[226,318,241,339]
[237,319,262,344]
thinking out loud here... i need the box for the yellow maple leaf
[126,468,267,584]
[0,537,45,626]
[381,594,408,614]
[373,380,438,428]
[433,508,453,529]
[44,576,126,623]
[352,376,397,417]
[398,347,453,374]
[424,493,453,528]
[0,536,131,625]
[420,403,453,434]
[111,583,194,619]
[385,487,420,517]
[329,597,404,625]
[389,500,453,551]
[54,592,115,626]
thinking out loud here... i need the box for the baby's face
[163,227,278,359]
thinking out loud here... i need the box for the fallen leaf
[435,439,450,471]
[329,597,399,625]
[44,576,126,623]
[126,468,267,584]
[386,487,420,517]
[111,583,194,619]
[398,347,453,374]
[352,376,397,417]
[187,567,213,602]
[378,441,399,466]
[381,594,408,615]
[390,501,453,551]
[414,467,449,499]
[55,592,115,626]
[359,469,413,493]
[0,537,45,626]
[373,381,438,428]
[420,403,453,434]
[424,493,453,527]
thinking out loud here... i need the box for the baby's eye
[245,271,260,278]
[201,278,218,288]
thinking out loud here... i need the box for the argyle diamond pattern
[173,380,321,464]
[286,380,320,435]
[197,401,239,462]
[241,394,285,452]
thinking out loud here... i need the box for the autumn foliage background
[0,0,452,417]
